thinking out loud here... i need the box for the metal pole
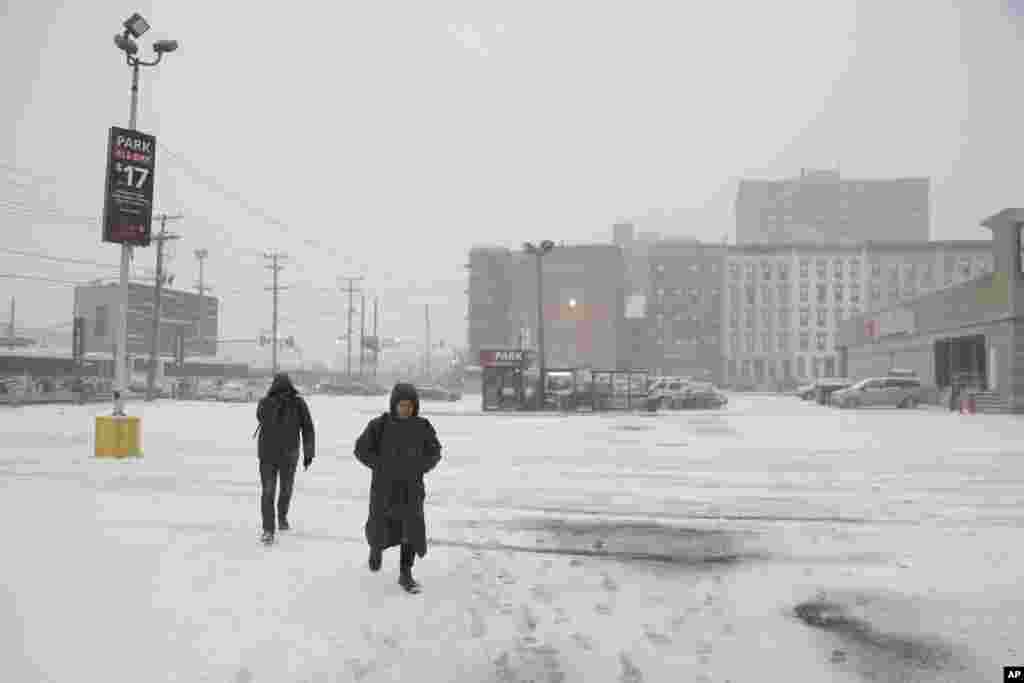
[114,59,142,416]
[359,293,366,378]
[146,216,166,401]
[373,297,379,380]
[272,254,279,374]
[536,252,547,410]
[347,284,354,380]
[425,304,431,381]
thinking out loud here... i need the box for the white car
[218,382,256,402]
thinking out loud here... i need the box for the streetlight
[111,12,178,416]
[523,239,555,409]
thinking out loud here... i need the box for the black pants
[259,459,297,532]
[399,543,415,570]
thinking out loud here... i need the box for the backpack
[253,395,298,439]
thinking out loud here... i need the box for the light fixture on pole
[523,239,555,410]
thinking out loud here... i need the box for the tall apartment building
[721,241,994,387]
[647,240,726,382]
[735,169,930,245]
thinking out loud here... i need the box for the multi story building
[735,169,930,246]
[647,239,726,382]
[722,241,994,387]
[465,243,626,371]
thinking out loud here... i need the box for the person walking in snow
[255,373,316,545]
[354,382,442,593]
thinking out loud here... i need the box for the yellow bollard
[95,415,143,458]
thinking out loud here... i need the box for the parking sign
[102,126,156,246]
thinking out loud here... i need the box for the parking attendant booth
[480,348,530,411]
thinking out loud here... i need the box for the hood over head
[267,372,298,397]
[389,382,419,417]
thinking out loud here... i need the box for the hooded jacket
[353,383,442,556]
[256,373,315,463]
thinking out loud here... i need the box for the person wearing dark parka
[354,382,442,593]
[255,373,315,545]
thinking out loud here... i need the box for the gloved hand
[303,454,314,471]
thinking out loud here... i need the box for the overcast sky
[2,0,1024,363]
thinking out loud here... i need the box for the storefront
[480,348,530,411]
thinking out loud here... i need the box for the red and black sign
[479,349,531,367]
[102,126,156,246]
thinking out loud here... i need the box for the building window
[816,259,827,279]
[834,285,844,303]
[742,360,752,377]
[729,263,741,280]
[871,260,882,278]
[95,305,109,337]
[729,311,739,328]
[778,309,789,327]
[730,335,740,352]
[800,283,809,303]
[777,332,789,352]
[745,333,754,353]
[778,262,789,280]
[816,309,828,327]
[761,261,772,280]
[797,356,807,377]
[888,286,900,302]
[888,265,900,286]
[799,332,810,352]
[799,259,810,279]
[688,289,700,304]
[761,309,771,326]
[816,284,828,304]
[849,258,860,281]
[761,332,771,352]
[850,284,861,304]
[761,285,772,305]
[833,259,843,279]
[816,332,828,352]
[730,286,740,308]
[745,263,756,280]
[870,283,881,302]
[799,308,810,327]
[745,285,756,306]
[904,263,916,282]
[745,310,754,329]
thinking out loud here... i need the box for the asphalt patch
[510,517,761,566]
[793,597,973,680]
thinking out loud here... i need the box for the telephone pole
[145,213,183,400]
[265,252,289,374]
[338,276,363,380]
[424,304,431,381]
[359,292,366,378]
[193,249,209,355]
[372,296,379,380]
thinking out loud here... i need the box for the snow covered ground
[2,394,1022,682]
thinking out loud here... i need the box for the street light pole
[524,240,555,409]
[112,13,177,416]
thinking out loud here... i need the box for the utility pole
[265,252,289,374]
[373,297,379,380]
[145,213,183,400]
[192,248,210,396]
[359,292,366,378]
[425,304,431,381]
[338,276,363,380]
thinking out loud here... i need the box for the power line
[0,247,121,270]
[0,273,92,286]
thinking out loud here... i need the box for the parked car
[415,384,460,401]
[218,382,256,402]
[813,377,854,405]
[795,383,817,400]
[832,376,923,409]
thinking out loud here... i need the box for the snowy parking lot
[2,394,1022,682]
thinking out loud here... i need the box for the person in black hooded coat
[255,373,315,544]
[354,383,442,591]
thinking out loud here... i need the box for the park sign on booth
[479,349,533,368]
[102,126,156,247]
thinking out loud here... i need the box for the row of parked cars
[795,369,923,409]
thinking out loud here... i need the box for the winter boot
[368,547,383,572]
[261,531,275,546]
[278,518,290,532]
[398,568,421,594]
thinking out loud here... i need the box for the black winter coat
[354,384,442,557]
[256,375,315,464]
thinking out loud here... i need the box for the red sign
[864,319,879,338]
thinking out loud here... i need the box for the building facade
[722,241,994,388]
[647,239,725,382]
[735,169,930,246]
[836,209,1024,413]
[465,244,627,372]
[73,282,219,360]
